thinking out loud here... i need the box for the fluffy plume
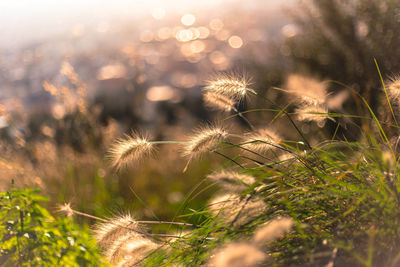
[286,74,328,105]
[109,133,154,170]
[107,235,158,265]
[253,217,294,245]
[386,77,400,105]
[244,128,282,154]
[207,170,255,192]
[58,203,74,217]
[208,242,266,267]
[94,214,158,265]
[203,92,236,112]
[94,214,143,249]
[208,194,266,227]
[182,126,229,171]
[295,103,331,124]
[204,74,253,100]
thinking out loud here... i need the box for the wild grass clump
[51,63,400,266]
[4,58,400,266]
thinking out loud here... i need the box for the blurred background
[1,0,399,225]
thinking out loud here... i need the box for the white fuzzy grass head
[386,76,400,105]
[296,103,331,124]
[208,194,266,226]
[286,74,328,105]
[109,133,154,170]
[203,92,236,112]
[93,214,158,265]
[107,234,158,265]
[182,125,229,171]
[207,170,255,192]
[204,73,253,100]
[209,242,266,267]
[58,202,74,217]
[93,214,143,250]
[244,128,282,154]
[253,217,294,245]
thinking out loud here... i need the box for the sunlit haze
[0,0,278,47]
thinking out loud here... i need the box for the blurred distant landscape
[0,0,297,218]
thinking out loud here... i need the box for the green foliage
[143,136,400,266]
[0,187,106,266]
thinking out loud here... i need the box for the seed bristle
[204,74,252,100]
[203,92,236,112]
[109,133,154,170]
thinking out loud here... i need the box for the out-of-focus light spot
[97,63,127,80]
[209,51,226,64]
[137,74,147,84]
[189,27,200,39]
[176,29,194,42]
[173,26,184,35]
[121,44,135,57]
[98,168,106,178]
[228,35,243,48]
[209,18,224,31]
[52,104,66,120]
[71,24,85,37]
[281,24,299,38]
[209,51,230,70]
[180,74,197,88]
[197,26,210,39]
[168,191,184,203]
[216,30,230,41]
[357,21,369,37]
[157,27,172,40]
[140,30,154,42]
[0,116,8,129]
[41,125,54,138]
[152,8,166,20]
[181,14,196,26]
[186,54,204,63]
[147,86,176,101]
[180,43,193,57]
[96,22,110,33]
[171,73,198,88]
[190,40,206,53]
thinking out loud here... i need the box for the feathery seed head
[387,77,400,104]
[106,235,158,265]
[93,214,158,265]
[208,242,266,267]
[207,170,255,192]
[244,128,282,153]
[203,92,236,112]
[58,203,74,217]
[109,133,154,170]
[296,103,330,123]
[94,214,143,250]
[286,74,328,105]
[208,194,266,226]
[204,74,253,100]
[183,126,229,159]
[253,217,294,245]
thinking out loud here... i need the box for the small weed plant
[0,185,106,266]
